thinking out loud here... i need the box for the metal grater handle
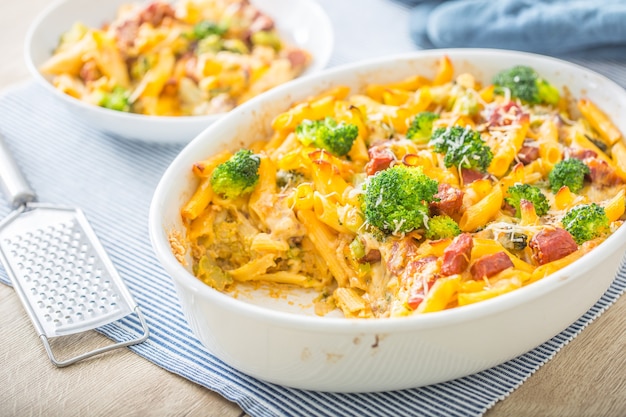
[0,132,37,208]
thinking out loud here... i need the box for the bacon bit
[461,168,487,185]
[518,112,530,125]
[586,158,624,186]
[500,199,516,217]
[360,249,381,264]
[470,251,514,279]
[530,228,578,265]
[111,1,175,52]
[249,14,275,32]
[517,142,540,165]
[430,183,464,217]
[286,49,309,69]
[385,237,419,276]
[441,233,473,276]
[407,276,437,310]
[365,145,395,176]
[407,295,423,310]
[567,147,598,161]
[79,60,101,82]
[138,1,176,26]
[405,256,438,310]
[405,255,438,276]
[114,19,140,51]
[487,101,529,127]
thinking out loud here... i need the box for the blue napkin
[407,0,626,56]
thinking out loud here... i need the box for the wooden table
[1,1,625,416]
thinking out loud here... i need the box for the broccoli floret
[561,203,610,244]
[492,65,560,106]
[251,30,282,51]
[295,117,359,157]
[59,22,88,49]
[276,169,305,189]
[452,91,480,116]
[425,215,461,240]
[195,255,233,291]
[192,20,228,40]
[210,149,261,199]
[406,111,439,143]
[99,86,131,112]
[222,39,249,54]
[196,34,224,54]
[505,183,550,217]
[363,165,438,234]
[549,158,590,193]
[430,125,493,172]
[190,21,228,53]
[130,55,155,80]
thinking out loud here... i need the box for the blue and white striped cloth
[1,1,626,416]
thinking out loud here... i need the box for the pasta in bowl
[25,0,333,143]
[149,49,626,392]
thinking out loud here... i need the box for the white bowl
[24,0,333,144]
[149,49,626,392]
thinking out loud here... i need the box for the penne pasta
[255,271,322,288]
[529,245,591,283]
[611,141,626,180]
[192,150,232,178]
[250,233,290,253]
[488,122,529,177]
[432,55,454,86]
[297,209,350,288]
[40,31,96,76]
[365,74,431,102]
[310,160,350,202]
[459,185,503,232]
[228,254,277,281]
[458,277,522,306]
[572,131,613,166]
[181,177,213,220]
[519,200,539,226]
[417,275,461,314]
[554,186,576,210]
[538,141,562,168]
[603,189,625,222]
[313,192,353,234]
[334,287,369,317]
[577,98,623,146]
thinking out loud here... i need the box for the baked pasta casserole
[179,56,626,318]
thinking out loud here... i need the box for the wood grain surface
[0,1,624,416]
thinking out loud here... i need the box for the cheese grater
[0,132,149,367]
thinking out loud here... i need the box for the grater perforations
[2,215,131,336]
[0,133,148,366]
